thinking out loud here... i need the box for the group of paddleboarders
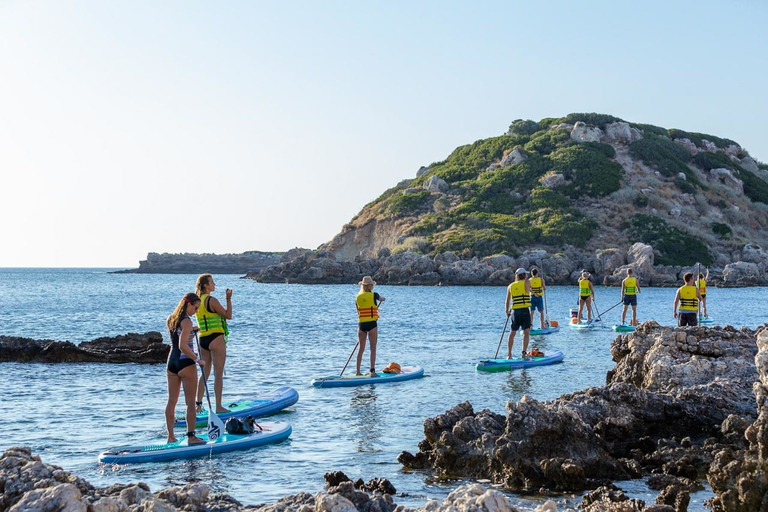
[165,273,233,444]
[502,266,712,359]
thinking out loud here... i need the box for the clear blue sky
[2,1,766,267]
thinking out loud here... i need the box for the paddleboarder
[528,267,547,329]
[356,276,385,376]
[195,274,233,414]
[673,272,703,327]
[620,268,641,326]
[577,271,595,323]
[165,293,206,445]
[505,268,532,359]
[697,270,709,318]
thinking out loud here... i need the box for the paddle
[592,296,604,324]
[697,263,702,324]
[194,332,225,441]
[494,314,511,359]
[599,299,624,317]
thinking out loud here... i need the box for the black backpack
[224,415,262,435]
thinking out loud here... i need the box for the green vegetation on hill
[630,214,713,266]
[353,113,767,260]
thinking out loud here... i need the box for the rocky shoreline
[0,332,167,363]
[399,323,768,511]
[248,243,768,287]
[115,251,282,274]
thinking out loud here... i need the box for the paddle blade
[208,413,225,441]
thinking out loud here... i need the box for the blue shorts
[623,295,637,306]
[529,295,544,311]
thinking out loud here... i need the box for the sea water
[1,268,764,510]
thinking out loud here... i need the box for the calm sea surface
[1,268,765,510]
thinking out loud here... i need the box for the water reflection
[502,369,533,397]
[349,387,383,453]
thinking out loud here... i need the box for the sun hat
[358,276,376,285]
[516,267,527,275]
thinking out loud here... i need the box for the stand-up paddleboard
[612,324,636,332]
[174,386,298,429]
[700,317,714,324]
[311,366,424,388]
[98,421,291,464]
[569,320,602,329]
[530,326,560,336]
[476,350,564,372]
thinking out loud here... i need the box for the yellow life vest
[697,279,707,294]
[529,277,543,295]
[196,293,228,337]
[507,280,531,310]
[624,277,637,295]
[579,279,591,297]
[678,285,699,311]
[356,292,379,322]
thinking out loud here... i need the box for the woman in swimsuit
[165,292,206,445]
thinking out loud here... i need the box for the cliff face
[319,114,768,270]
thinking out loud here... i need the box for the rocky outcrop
[706,328,768,511]
[0,448,566,512]
[251,245,768,287]
[570,122,602,143]
[0,332,168,363]
[116,251,281,274]
[399,323,765,494]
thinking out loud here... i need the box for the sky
[1,1,766,267]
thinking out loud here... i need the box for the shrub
[549,145,624,197]
[634,194,649,207]
[523,129,574,156]
[667,129,737,149]
[563,113,623,127]
[630,214,712,266]
[538,117,566,129]
[386,189,432,215]
[529,187,570,209]
[430,135,522,184]
[711,222,732,237]
[675,178,696,194]
[631,123,667,136]
[582,141,616,158]
[508,119,540,136]
[629,135,702,187]
[391,236,432,254]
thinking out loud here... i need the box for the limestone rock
[673,138,698,154]
[571,122,603,143]
[603,122,642,144]
[539,172,565,189]
[722,261,763,286]
[416,166,430,177]
[423,176,449,194]
[594,248,626,277]
[0,332,168,364]
[708,168,744,194]
[500,149,527,167]
[626,243,654,282]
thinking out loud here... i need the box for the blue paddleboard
[569,320,602,329]
[700,317,714,324]
[476,350,564,372]
[530,326,560,336]
[612,324,636,332]
[98,421,291,463]
[311,365,424,388]
[174,386,298,428]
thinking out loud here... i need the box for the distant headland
[114,251,281,274]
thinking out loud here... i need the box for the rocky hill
[321,113,768,269]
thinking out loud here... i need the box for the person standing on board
[195,274,232,414]
[577,271,595,323]
[673,272,703,327]
[505,268,532,359]
[620,268,641,326]
[165,292,206,445]
[528,267,547,329]
[697,270,709,318]
[356,276,385,376]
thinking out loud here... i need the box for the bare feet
[166,437,178,444]
[187,435,206,445]
[216,407,231,414]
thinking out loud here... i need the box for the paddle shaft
[600,299,624,317]
[194,331,224,440]
[697,263,702,322]
[592,296,603,322]
[494,314,511,359]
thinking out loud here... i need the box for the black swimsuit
[167,316,197,374]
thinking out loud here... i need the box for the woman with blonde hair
[165,292,205,445]
[195,274,232,414]
[355,276,385,376]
